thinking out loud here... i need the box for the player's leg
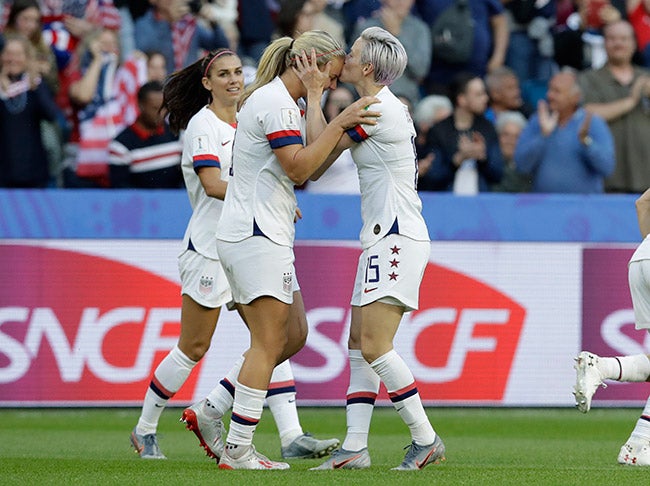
[132,294,220,459]
[360,235,444,470]
[618,387,650,465]
[273,289,339,458]
[215,236,296,469]
[311,305,375,470]
[269,359,341,459]
[218,296,291,470]
[132,250,228,459]
[575,260,650,413]
[359,300,444,470]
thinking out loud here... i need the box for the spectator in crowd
[627,0,650,66]
[144,50,167,83]
[491,110,531,192]
[412,93,452,180]
[3,0,66,185]
[350,0,431,104]
[108,80,182,188]
[64,28,123,187]
[304,84,361,194]
[484,66,533,122]
[415,0,509,97]
[503,0,556,94]
[579,19,650,193]
[236,0,276,63]
[2,0,58,93]
[419,72,503,194]
[515,68,615,193]
[192,0,239,52]
[310,0,346,49]
[114,50,168,132]
[553,0,624,71]
[275,0,316,38]
[340,0,381,45]
[114,0,150,60]
[0,34,63,188]
[134,0,229,73]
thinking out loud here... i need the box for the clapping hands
[538,99,559,137]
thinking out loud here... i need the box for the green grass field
[1,407,649,485]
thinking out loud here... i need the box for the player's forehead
[328,56,344,78]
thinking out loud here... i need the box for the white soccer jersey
[216,77,305,247]
[180,106,235,260]
[346,86,430,249]
[630,235,650,263]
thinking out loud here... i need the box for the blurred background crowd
[1,0,649,194]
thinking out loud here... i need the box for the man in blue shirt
[514,69,615,193]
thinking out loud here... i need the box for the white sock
[370,349,436,446]
[136,345,197,435]
[267,360,303,447]
[599,355,650,382]
[341,349,380,452]
[226,381,266,457]
[630,395,650,441]
[204,355,244,418]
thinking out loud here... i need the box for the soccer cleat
[218,444,290,470]
[180,400,226,460]
[618,439,650,466]
[391,435,446,470]
[130,427,166,459]
[573,351,607,413]
[281,433,340,459]
[309,447,371,470]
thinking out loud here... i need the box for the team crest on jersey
[283,272,293,293]
[199,275,214,295]
[193,135,208,155]
[281,108,300,130]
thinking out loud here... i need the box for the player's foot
[180,399,226,460]
[391,435,446,470]
[573,351,607,413]
[618,438,650,466]
[130,427,166,459]
[218,444,290,470]
[281,433,340,459]
[310,447,371,470]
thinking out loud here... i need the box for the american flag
[75,54,147,180]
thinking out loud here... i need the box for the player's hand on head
[333,96,381,130]
[293,48,330,93]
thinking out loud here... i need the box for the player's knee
[179,339,210,362]
[360,348,380,364]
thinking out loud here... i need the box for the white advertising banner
[0,240,640,407]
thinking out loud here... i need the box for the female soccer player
[312,27,446,471]
[214,31,379,469]
[574,186,650,466]
[130,48,339,463]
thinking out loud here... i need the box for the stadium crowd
[1,0,650,193]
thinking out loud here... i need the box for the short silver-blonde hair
[413,94,453,126]
[495,110,528,133]
[358,26,407,87]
